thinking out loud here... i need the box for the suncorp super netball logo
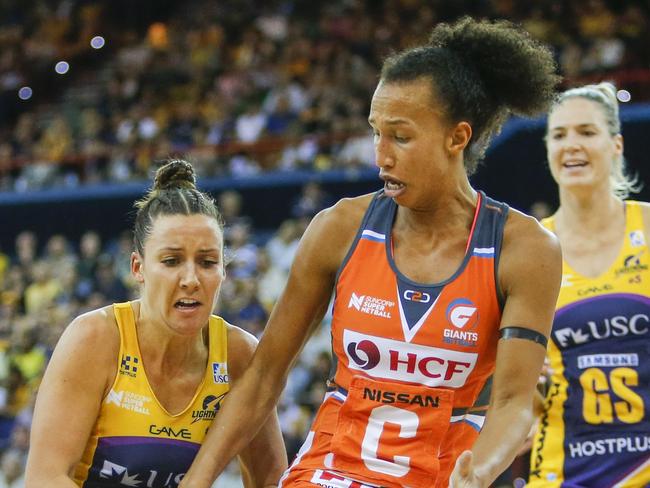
[348,292,393,318]
[343,329,477,387]
[346,340,380,370]
[446,298,479,329]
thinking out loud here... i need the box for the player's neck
[135,303,207,375]
[557,186,623,234]
[399,175,476,230]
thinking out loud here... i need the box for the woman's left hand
[449,451,486,488]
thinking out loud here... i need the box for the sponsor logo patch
[190,393,227,424]
[97,458,186,486]
[99,460,142,486]
[446,299,478,329]
[343,330,477,387]
[362,386,439,408]
[568,435,650,458]
[629,230,645,247]
[348,292,394,319]
[614,251,648,278]
[212,362,229,384]
[149,424,192,439]
[554,313,649,348]
[106,389,152,415]
[119,354,139,377]
[577,284,613,297]
[577,353,638,369]
[443,299,479,346]
[403,289,431,303]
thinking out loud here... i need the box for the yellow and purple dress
[74,302,230,488]
[529,202,650,487]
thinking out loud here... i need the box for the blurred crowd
[1,0,650,192]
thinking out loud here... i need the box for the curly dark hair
[381,16,560,173]
[133,159,222,255]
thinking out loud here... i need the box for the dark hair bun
[429,16,559,116]
[153,160,197,191]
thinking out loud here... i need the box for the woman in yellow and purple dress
[25,160,287,488]
[529,83,650,487]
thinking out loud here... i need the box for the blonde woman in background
[529,83,650,487]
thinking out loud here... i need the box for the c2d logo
[446,299,478,329]
[346,340,380,370]
[403,289,431,303]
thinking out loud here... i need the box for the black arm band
[499,326,548,348]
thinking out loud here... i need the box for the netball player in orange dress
[182,17,562,488]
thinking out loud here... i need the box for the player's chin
[171,309,209,333]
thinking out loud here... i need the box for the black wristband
[499,326,548,348]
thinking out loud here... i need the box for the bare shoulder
[225,323,258,382]
[48,304,120,394]
[299,192,375,270]
[310,193,374,240]
[502,208,560,253]
[60,305,119,355]
[500,208,562,294]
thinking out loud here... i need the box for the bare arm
[182,197,368,488]
[225,324,287,487]
[24,309,117,488]
[450,212,562,487]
